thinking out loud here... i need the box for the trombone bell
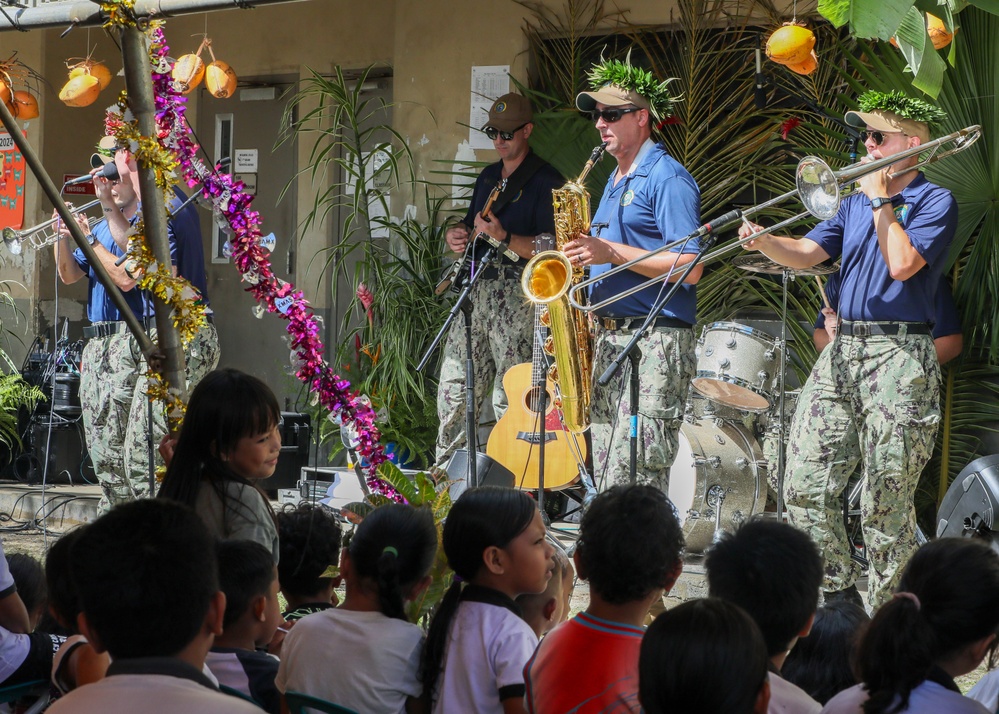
[797,156,841,220]
[1,228,22,256]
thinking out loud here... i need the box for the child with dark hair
[781,602,869,705]
[6,552,46,631]
[158,368,281,561]
[824,538,999,714]
[44,527,110,696]
[276,504,343,621]
[207,540,283,714]
[277,503,437,714]
[423,486,553,714]
[518,544,571,638]
[524,484,683,714]
[45,499,260,713]
[640,597,770,714]
[705,518,823,714]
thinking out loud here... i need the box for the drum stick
[815,276,831,310]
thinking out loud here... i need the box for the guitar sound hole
[525,387,549,414]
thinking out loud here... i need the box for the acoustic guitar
[487,304,586,491]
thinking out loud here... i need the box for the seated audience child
[822,538,999,714]
[422,487,554,714]
[524,485,684,714]
[640,597,770,714]
[159,368,281,561]
[517,545,571,638]
[207,540,283,714]
[276,504,343,620]
[706,518,823,714]
[277,503,437,714]
[44,527,109,695]
[5,553,46,631]
[0,536,61,688]
[781,602,869,705]
[45,499,261,713]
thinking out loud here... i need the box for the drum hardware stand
[708,484,727,544]
[772,266,794,522]
[419,242,503,489]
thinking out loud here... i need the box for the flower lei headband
[586,53,680,124]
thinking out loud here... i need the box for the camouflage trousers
[80,321,220,512]
[435,272,533,465]
[590,327,695,492]
[783,331,940,608]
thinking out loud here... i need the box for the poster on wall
[469,66,510,151]
[0,130,26,231]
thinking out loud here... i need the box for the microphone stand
[418,242,504,490]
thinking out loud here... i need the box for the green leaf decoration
[892,8,947,97]
[856,88,948,124]
[818,0,917,39]
[376,462,419,503]
[586,54,680,122]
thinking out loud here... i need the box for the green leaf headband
[857,90,947,126]
[587,56,680,123]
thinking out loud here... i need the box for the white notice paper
[234,149,258,173]
[469,66,510,151]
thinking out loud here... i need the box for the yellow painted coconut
[59,74,101,107]
[12,90,38,119]
[0,80,10,107]
[926,13,956,49]
[205,60,237,99]
[172,53,205,94]
[68,61,112,90]
[787,50,818,76]
[766,24,816,66]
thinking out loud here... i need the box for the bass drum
[692,322,781,412]
[668,419,766,554]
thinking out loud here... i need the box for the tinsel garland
[99,2,396,498]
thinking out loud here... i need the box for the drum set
[668,257,836,554]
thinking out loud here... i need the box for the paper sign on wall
[469,66,510,151]
[234,149,258,173]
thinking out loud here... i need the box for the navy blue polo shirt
[73,220,145,323]
[806,173,957,323]
[816,272,962,338]
[462,152,564,267]
[587,142,701,323]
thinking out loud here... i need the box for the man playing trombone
[566,59,702,490]
[739,91,957,609]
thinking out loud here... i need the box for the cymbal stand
[773,267,794,522]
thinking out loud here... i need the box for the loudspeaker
[20,418,96,485]
[936,454,999,545]
[444,449,515,499]
[259,411,312,490]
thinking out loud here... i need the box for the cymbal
[732,254,839,276]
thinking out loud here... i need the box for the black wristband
[502,230,511,245]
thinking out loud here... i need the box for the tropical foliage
[280,66,451,466]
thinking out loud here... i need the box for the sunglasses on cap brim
[484,124,527,141]
[859,130,905,146]
[582,107,642,123]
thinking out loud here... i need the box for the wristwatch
[871,197,892,210]
[85,232,99,246]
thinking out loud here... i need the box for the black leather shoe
[824,584,864,609]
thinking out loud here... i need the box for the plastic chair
[284,690,359,714]
[217,683,261,706]
[0,679,51,714]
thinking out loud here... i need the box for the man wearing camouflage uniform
[564,64,702,490]
[436,93,563,464]
[740,91,956,608]
[56,136,219,511]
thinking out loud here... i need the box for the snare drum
[692,322,781,412]
[668,419,765,554]
[684,390,755,432]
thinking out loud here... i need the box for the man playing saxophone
[563,59,702,490]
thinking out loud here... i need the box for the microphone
[64,161,120,187]
[754,47,768,111]
[477,229,519,262]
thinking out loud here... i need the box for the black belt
[838,321,932,337]
[599,316,692,332]
[83,321,124,340]
[476,264,523,281]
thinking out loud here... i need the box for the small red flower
[780,117,802,141]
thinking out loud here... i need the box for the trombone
[2,198,102,256]
[568,124,981,313]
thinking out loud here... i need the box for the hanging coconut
[786,50,818,76]
[0,78,11,107]
[205,60,237,99]
[890,13,956,49]
[172,54,205,94]
[766,24,816,67]
[59,74,101,107]
[68,60,113,91]
[11,90,38,119]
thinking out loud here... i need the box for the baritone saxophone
[520,143,606,434]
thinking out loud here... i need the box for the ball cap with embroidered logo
[484,93,533,132]
[576,85,651,113]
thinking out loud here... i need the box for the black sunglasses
[583,107,642,123]
[859,130,904,146]
[484,124,527,141]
